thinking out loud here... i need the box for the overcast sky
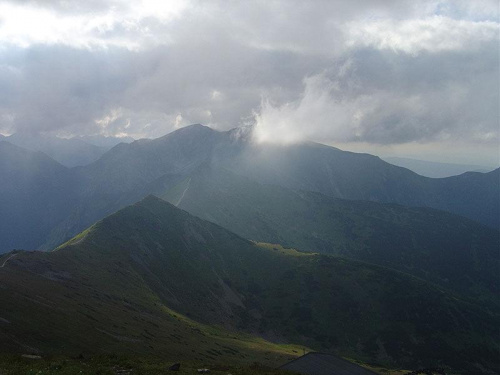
[0,0,498,165]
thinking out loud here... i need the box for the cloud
[253,44,499,146]
[0,1,189,49]
[0,0,497,167]
[0,27,329,137]
[346,16,499,54]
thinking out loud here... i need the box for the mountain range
[1,124,498,255]
[161,165,499,304]
[2,133,133,167]
[1,124,499,373]
[382,157,495,178]
[0,197,498,373]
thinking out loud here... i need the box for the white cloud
[346,16,499,54]
[0,0,497,164]
[252,74,357,144]
[0,1,188,49]
[252,56,499,146]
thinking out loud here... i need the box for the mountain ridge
[4,133,107,167]
[161,165,500,303]
[0,124,498,254]
[0,196,498,374]
[382,156,496,178]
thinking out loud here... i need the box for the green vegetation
[0,197,497,374]
[0,354,299,375]
[254,242,317,257]
[224,139,500,229]
[0,354,424,375]
[162,166,500,304]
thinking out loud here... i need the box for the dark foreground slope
[0,197,498,374]
[0,229,301,363]
[162,166,500,304]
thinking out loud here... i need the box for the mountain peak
[136,194,173,209]
[150,124,218,146]
[168,123,213,135]
[123,194,190,223]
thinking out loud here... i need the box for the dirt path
[176,178,191,206]
[0,253,18,268]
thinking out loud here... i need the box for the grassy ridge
[0,197,498,374]
[0,230,304,366]
[162,166,499,304]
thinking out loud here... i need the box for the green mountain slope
[224,139,500,229]
[0,239,301,365]
[38,124,221,251]
[161,166,500,304]
[1,197,498,373]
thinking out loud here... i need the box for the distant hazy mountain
[383,156,495,178]
[1,124,498,254]
[161,166,499,303]
[1,196,497,373]
[72,134,134,148]
[3,133,134,167]
[71,124,499,229]
[75,125,218,194]
[0,142,77,253]
[36,125,221,249]
[222,138,499,229]
[5,133,107,167]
